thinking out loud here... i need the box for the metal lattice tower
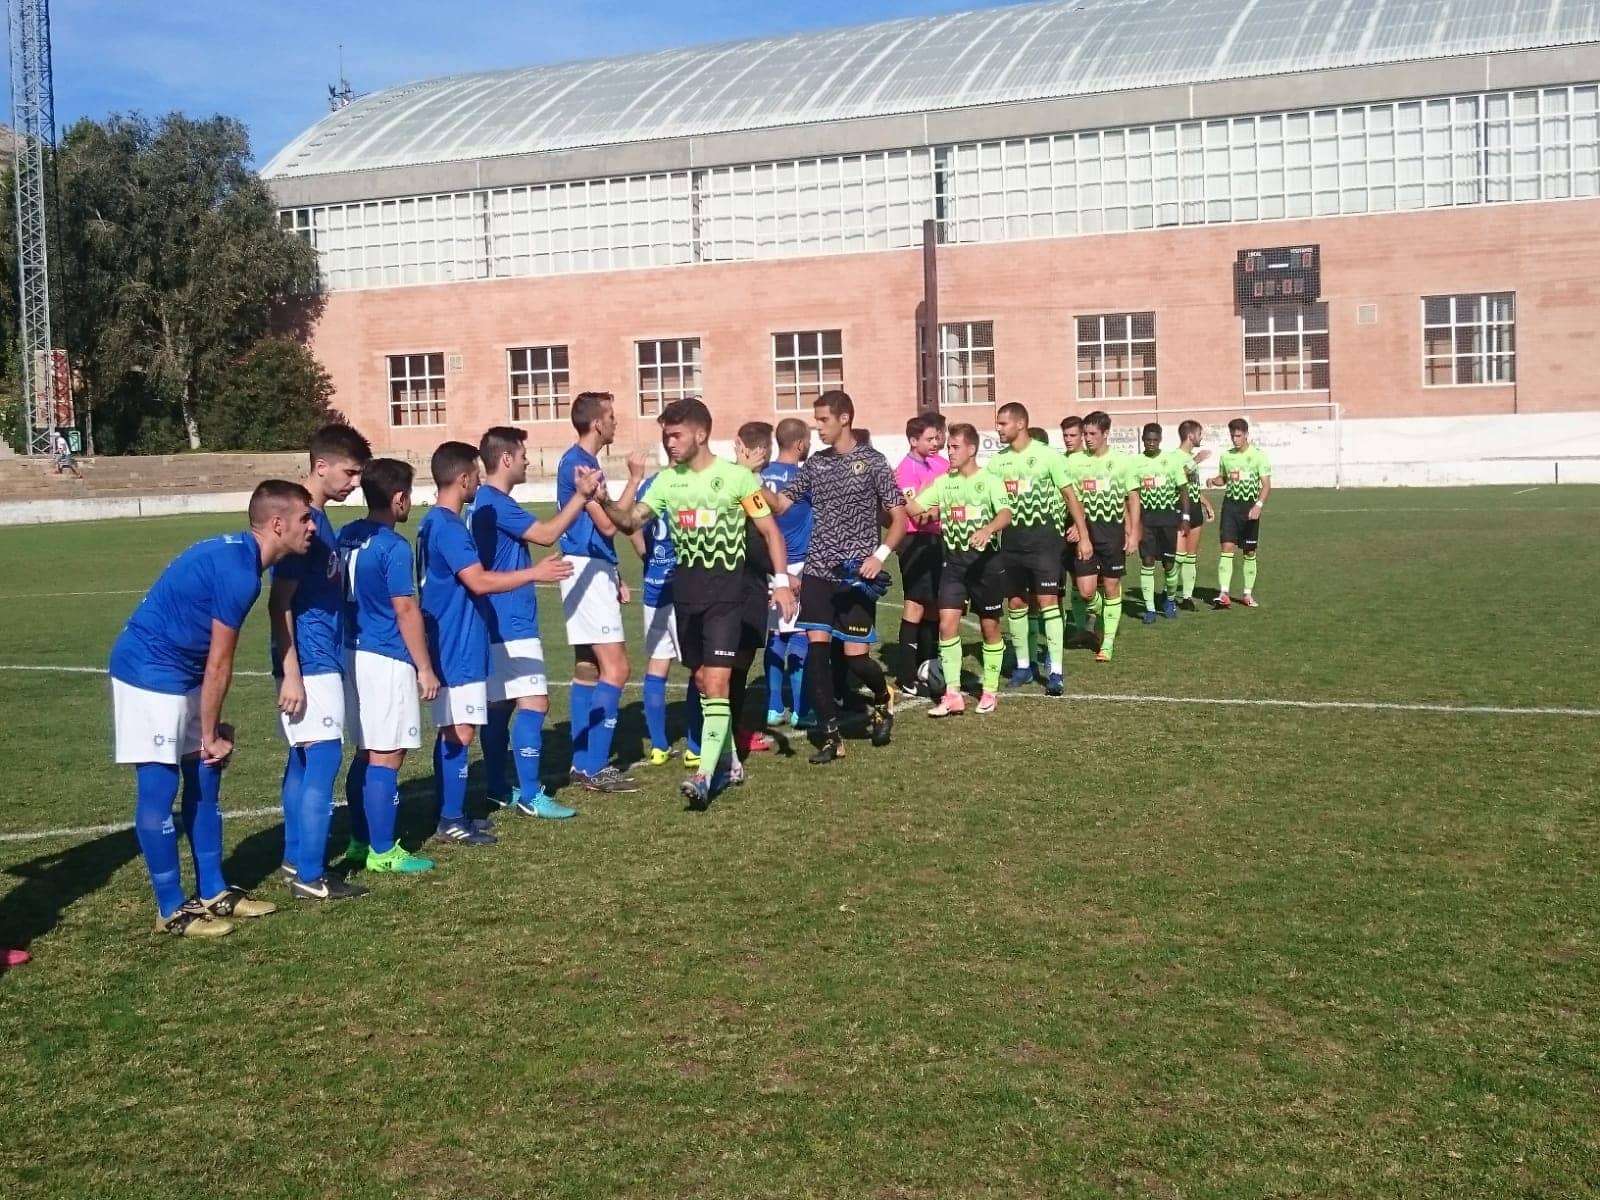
[9,0,57,455]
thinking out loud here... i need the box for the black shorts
[798,571,878,645]
[1069,521,1128,579]
[740,576,769,656]
[1181,497,1206,529]
[936,550,1008,619]
[675,600,744,671]
[1001,530,1064,598]
[1140,514,1180,563]
[1220,500,1261,551]
[898,535,943,608]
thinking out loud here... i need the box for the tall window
[1076,312,1157,399]
[1423,293,1516,385]
[773,331,844,411]
[387,353,447,426]
[508,345,571,422]
[1243,303,1329,393]
[636,338,701,417]
[937,321,996,407]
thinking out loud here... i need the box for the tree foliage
[198,338,339,451]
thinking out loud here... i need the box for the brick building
[264,0,1600,477]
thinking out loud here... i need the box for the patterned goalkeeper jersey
[779,441,904,583]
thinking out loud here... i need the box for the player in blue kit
[472,425,608,819]
[421,442,594,845]
[760,417,814,729]
[108,481,315,937]
[337,458,440,876]
[268,423,372,901]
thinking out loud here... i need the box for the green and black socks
[1040,603,1064,677]
[1177,552,1197,599]
[699,697,731,776]
[1006,606,1031,670]
[939,636,962,695]
[1218,551,1235,597]
[1140,564,1157,612]
[980,641,1004,694]
[1242,553,1258,596]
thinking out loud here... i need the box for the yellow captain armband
[740,492,773,519]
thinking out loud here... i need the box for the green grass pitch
[1,486,1597,1199]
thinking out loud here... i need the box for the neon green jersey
[1135,449,1187,514]
[983,440,1069,532]
[638,457,768,605]
[1064,448,1143,524]
[914,469,1013,554]
[1217,445,1272,502]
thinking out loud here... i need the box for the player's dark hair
[1028,426,1050,446]
[1082,411,1112,433]
[775,417,809,450]
[1142,422,1162,439]
[736,421,774,451]
[947,422,980,448]
[997,402,1029,424]
[905,413,944,440]
[360,458,414,511]
[853,428,871,446]
[248,479,312,527]
[1060,414,1083,432]
[1228,417,1250,434]
[815,390,854,422]
[308,423,372,469]
[659,396,713,433]
[478,425,527,471]
[571,391,614,434]
[1178,419,1202,440]
[430,441,480,488]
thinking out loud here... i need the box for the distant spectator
[51,430,82,479]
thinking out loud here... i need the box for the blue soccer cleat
[1046,673,1064,698]
[1142,610,1157,624]
[679,773,711,811]
[434,818,497,847]
[1007,667,1033,689]
[510,788,575,819]
[1163,597,1179,619]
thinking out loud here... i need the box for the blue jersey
[109,532,263,694]
[418,507,490,687]
[270,506,344,678]
[337,519,415,665]
[761,461,813,562]
[556,444,615,562]
[637,474,676,608]
[468,483,538,644]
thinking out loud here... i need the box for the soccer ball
[916,657,945,696]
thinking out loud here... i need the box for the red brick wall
[308,199,1600,455]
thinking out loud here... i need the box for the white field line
[1302,505,1592,514]
[1512,487,1542,496]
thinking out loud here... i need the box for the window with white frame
[1076,312,1157,400]
[387,353,447,427]
[508,345,571,422]
[936,321,996,407]
[1423,293,1516,385]
[636,338,701,417]
[772,331,844,411]
[1243,304,1330,393]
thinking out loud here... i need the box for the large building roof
[264,0,1600,181]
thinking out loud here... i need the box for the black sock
[917,620,939,669]
[830,640,848,701]
[846,652,890,706]
[806,643,838,730]
[898,619,919,684]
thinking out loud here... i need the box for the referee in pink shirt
[895,413,950,695]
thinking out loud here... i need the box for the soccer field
[1,486,1597,1199]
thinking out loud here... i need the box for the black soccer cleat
[808,724,846,766]
[868,700,894,748]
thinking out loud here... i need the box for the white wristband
[871,544,891,565]
[769,572,790,589]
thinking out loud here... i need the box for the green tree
[58,113,322,453]
[198,338,339,451]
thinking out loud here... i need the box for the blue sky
[6,0,995,167]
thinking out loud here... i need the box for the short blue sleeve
[556,452,577,506]
[212,568,260,631]
[437,517,481,578]
[384,539,415,598]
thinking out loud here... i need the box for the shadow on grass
[0,827,142,968]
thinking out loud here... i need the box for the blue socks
[280,746,306,866]
[512,707,547,799]
[580,681,624,776]
[295,740,342,883]
[568,680,595,773]
[179,757,226,901]
[134,763,184,919]
[686,681,703,756]
[434,735,470,822]
[764,637,786,712]
[643,673,669,752]
[482,705,512,799]
[786,633,810,721]
[345,753,370,846]
[364,763,400,854]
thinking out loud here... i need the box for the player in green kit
[900,423,1013,716]
[1063,411,1143,663]
[598,398,796,809]
[1135,423,1190,623]
[987,403,1072,697]
[1174,419,1214,609]
[1207,417,1272,608]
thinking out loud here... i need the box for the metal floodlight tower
[9,0,58,456]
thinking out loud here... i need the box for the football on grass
[916,657,945,695]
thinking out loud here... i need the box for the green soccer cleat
[366,845,435,874]
[682,748,702,770]
[342,839,370,868]
[647,747,673,767]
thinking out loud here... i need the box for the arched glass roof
[264,0,1600,179]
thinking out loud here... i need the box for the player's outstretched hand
[417,668,441,702]
[574,466,604,497]
[277,677,306,719]
[858,557,883,581]
[202,723,235,766]
[532,554,575,583]
[625,450,649,479]
[969,527,993,551]
[773,584,798,623]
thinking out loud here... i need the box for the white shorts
[344,651,422,752]
[559,556,625,645]
[433,680,489,727]
[642,603,680,662]
[279,672,346,745]
[111,679,200,765]
[488,637,549,701]
[770,559,806,635]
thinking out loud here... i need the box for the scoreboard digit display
[1234,245,1320,307]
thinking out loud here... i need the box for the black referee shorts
[1220,500,1262,551]
[898,535,943,608]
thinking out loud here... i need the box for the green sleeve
[986,474,1012,512]
[639,480,670,516]
[915,474,947,508]
[1256,448,1273,477]
[1122,457,1142,492]
[1047,448,1069,488]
